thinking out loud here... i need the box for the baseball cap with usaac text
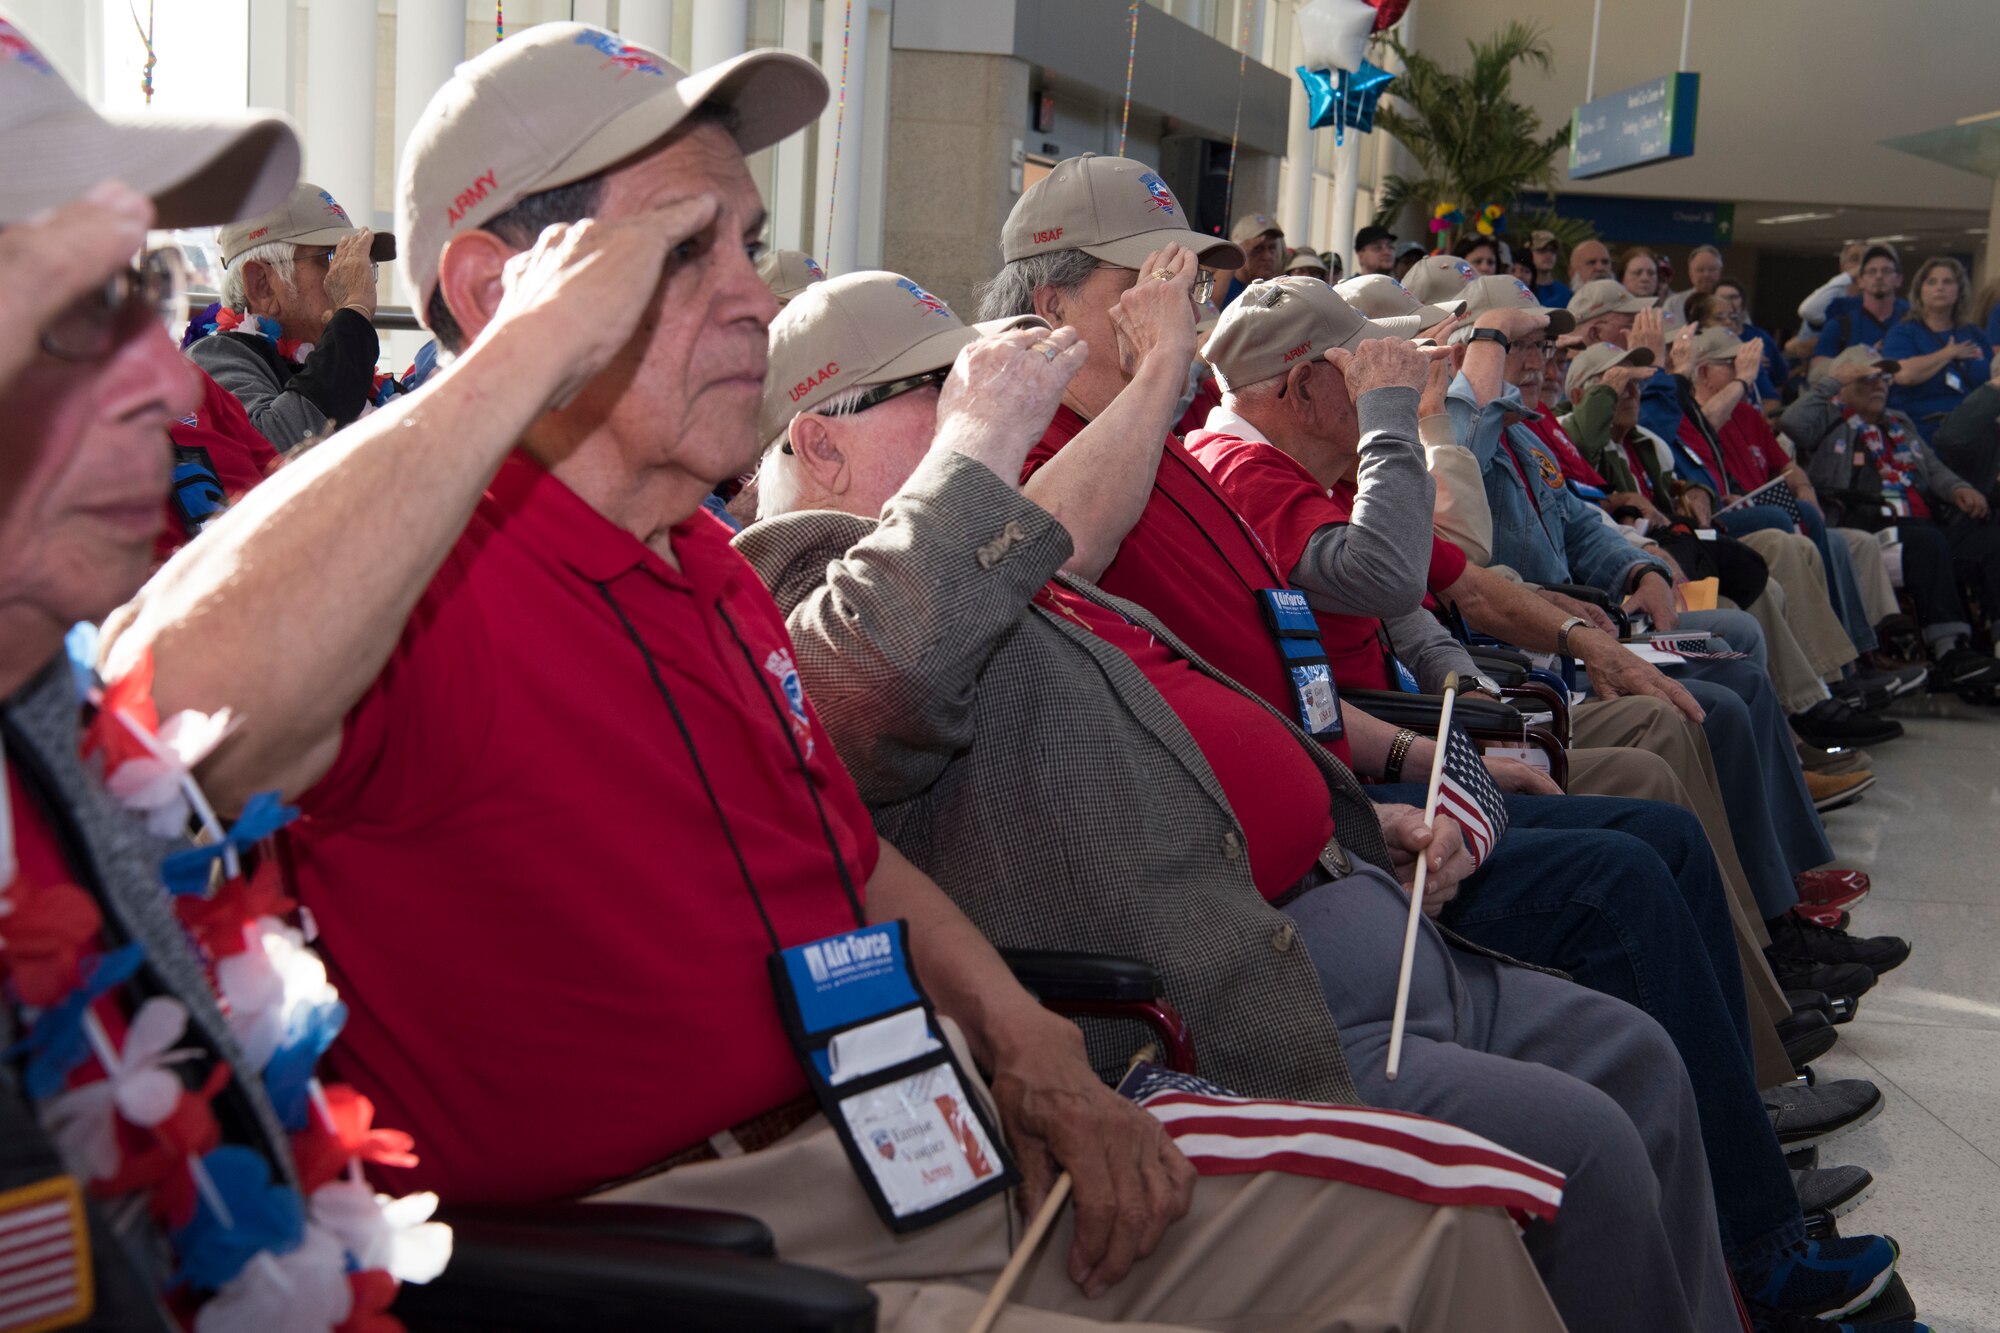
[1202,277,1400,392]
[0,8,299,229]
[760,270,1049,448]
[398,22,828,314]
[217,181,396,267]
[1001,154,1245,271]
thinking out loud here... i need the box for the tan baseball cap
[1530,229,1559,252]
[761,270,1048,447]
[0,9,298,228]
[217,181,395,267]
[1689,326,1746,366]
[1564,342,1655,400]
[1284,248,1329,276]
[398,22,827,309]
[1402,253,1480,306]
[1001,153,1244,271]
[1809,344,1900,386]
[1336,273,1462,334]
[1567,278,1652,326]
[1455,274,1576,334]
[1230,212,1283,246]
[1203,277,1398,392]
[757,247,825,304]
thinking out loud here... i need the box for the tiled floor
[1801,693,2000,1332]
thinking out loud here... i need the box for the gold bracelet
[1384,728,1419,783]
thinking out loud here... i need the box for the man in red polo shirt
[106,26,1504,1330]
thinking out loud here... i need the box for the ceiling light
[1865,233,1917,244]
[1756,212,1837,225]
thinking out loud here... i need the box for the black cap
[1355,224,1397,250]
[1861,243,1901,272]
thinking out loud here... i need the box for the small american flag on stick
[1436,725,1507,868]
[1720,477,1804,527]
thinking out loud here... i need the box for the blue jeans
[1716,501,1878,654]
[1367,788,1805,1272]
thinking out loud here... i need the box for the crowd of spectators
[8,8,2000,1330]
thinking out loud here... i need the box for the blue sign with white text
[1569,73,1700,180]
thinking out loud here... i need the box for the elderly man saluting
[107,25,1559,1332]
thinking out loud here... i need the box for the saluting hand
[935,324,1088,486]
[1329,333,1453,399]
[1108,243,1200,379]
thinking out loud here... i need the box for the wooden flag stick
[1385,673,1460,1083]
[968,1045,1158,1333]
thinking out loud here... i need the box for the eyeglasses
[39,246,189,363]
[780,367,950,453]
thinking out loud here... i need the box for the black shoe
[1765,1079,1885,1151]
[1781,1008,1839,1070]
[1829,674,1896,713]
[1768,952,1878,1003]
[1931,645,2000,691]
[1769,914,1912,976]
[1795,1164,1876,1218]
[1791,698,1906,748]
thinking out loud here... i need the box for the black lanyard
[594,580,865,953]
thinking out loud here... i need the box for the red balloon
[1367,0,1410,31]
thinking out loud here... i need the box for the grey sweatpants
[1284,866,1738,1333]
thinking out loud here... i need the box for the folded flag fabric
[1116,1064,1564,1225]
[1437,725,1507,868]
[1720,477,1804,527]
[1650,635,1750,661]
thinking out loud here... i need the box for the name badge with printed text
[1257,589,1344,739]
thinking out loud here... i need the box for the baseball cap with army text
[217,181,395,267]
[760,269,1048,447]
[1202,277,1399,392]
[397,22,828,312]
[1001,154,1245,271]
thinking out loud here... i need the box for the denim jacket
[1446,372,1670,594]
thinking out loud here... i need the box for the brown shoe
[1798,743,1872,775]
[1805,769,1875,812]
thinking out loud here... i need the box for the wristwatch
[1467,327,1512,353]
[1383,728,1420,783]
[1555,615,1589,656]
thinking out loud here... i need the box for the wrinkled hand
[1680,486,1715,527]
[1376,803,1473,917]
[1954,485,1991,519]
[1732,342,1764,383]
[322,229,379,322]
[1108,244,1199,379]
[0,180,152,388]
[1667,325,1697,377]
[1832,357,1879,386]
[1419,312,1463,345]
[486,195,718,411]
[1536,587,1619,636]
[936,326,1088,483]
[1600,364,1657,396]
[1622,570,1681,632]
[987,1018,1196,1297]
[1417,350,1455,420]
[1485,755,1561,796]
[1628,307,1667,363]
[1329,335,1452,398]
[1578,633,1706,722]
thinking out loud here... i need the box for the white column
[246,0,293,114]
[571,0,614,26]
[690,0,748,69]
[304,0,377,223]
[1327,132,1360,272]
[617,0,675,56]
[1279,70,1312,248]
[772,0,814,251]
[395,0,461,157]
[812,0,870,274]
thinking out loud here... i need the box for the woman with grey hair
[1883,255,1992,440]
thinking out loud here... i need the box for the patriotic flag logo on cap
[1437,726,1507,868]
[0,1176,90,1333]
[1117,1064,1564,1226]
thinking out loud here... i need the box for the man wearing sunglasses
[189,181,399,450]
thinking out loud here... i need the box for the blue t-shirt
[1534,279,1574,309]
[1814,296,1910,358]
[1880,320,1992,439]
[1984,303,2000,349]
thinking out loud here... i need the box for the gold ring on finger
[1152,268,1176,281]
[1027,340,1059,361]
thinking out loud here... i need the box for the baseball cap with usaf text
[1203,277,1400,392]
[217,181,395,267]
[1002,154,1245,271]
[398,22,828,314]
[761,270,1047,448]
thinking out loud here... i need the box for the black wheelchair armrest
[395,1216,876,1332]
[1000,948,1163,1003]
[1468,646,1531,686]
[439,1202,774,1256]
[1343,689,1525,732]
[1537,582,1631,637]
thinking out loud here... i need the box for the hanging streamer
[1116,0,1140,158]
[1222,1,1254,228]
[128,0,156,105]
[819,0,854,271]
[495,3,504,43]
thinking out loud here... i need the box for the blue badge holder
[768,920,1018,1233]
[1256,588,1344,739]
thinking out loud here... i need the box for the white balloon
[1296,0,1376,74]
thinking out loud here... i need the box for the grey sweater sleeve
[1380,607,1479,691]
[1287,385,1437,619]
[189,334,330,451]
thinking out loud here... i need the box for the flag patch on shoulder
[0,1175,91,1333]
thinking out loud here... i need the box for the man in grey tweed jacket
[741,269,1741,1332]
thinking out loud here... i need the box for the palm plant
[1371,21,1577,250]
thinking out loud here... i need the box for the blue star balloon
[1340,60,1396,135]
[1298,65,1341,131]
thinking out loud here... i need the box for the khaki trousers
[1736,529,1857,696]
[1566,697,1795,1089]
[596,1023,1565,1333]
[1837,526,1900,626]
